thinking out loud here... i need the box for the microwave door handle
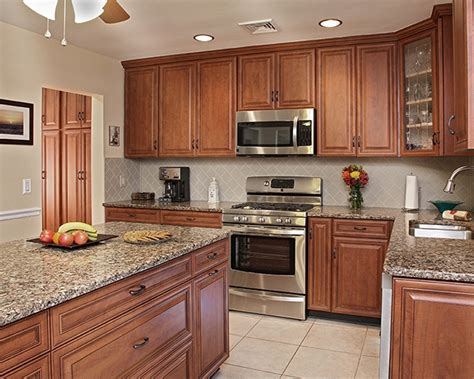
[293,116,299,149]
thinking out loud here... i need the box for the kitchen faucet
[443,166,474,193]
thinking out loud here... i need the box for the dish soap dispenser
[208,177,220,203]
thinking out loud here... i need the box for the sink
[409,222,473,240]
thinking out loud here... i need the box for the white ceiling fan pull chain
[44,18,52,39]
[61,0,67,46]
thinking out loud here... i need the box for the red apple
[39,229,54,243]
[58,233,74,247]
[73,231,89,245]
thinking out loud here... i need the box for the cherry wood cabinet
[42,88,60,130]
[42,130,61,231]
[125,67,159,157]
[238,49,315,110]
[391,278,474,378]
[2,355,50,379]
[160,210,222,228]
[308,218,392,317]
[61,92,91,129]
[105,207,161,224]
[452,0,474,151]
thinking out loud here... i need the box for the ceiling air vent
[238,19,279,35]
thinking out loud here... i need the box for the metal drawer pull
[208,269,219,276]
[132,337,149,349]
[207,252,218,260]
[353,226,367,231]
[129,284,146,296]
[186,217,196,221]
[128,213,137,218]
[447,115,456,135]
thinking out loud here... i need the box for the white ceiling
[0,0,449,61]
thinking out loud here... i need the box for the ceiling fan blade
[99,0,130,24]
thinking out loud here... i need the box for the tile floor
[213,311,380,379]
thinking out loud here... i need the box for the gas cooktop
[231,202,314,212]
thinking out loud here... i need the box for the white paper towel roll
[404,175,419,210]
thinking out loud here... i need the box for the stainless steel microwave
[236,108,315,156]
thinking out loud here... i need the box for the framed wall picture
[109,125,120,146]
[0,99,34,145]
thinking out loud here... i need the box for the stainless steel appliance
[158,167,190,202]
[223,176,322,320]
[236,108,315,156]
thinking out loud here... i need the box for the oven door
[229,226,306,294]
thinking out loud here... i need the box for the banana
[58,222,97,235]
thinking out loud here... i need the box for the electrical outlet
[119,175,126,188]
[22,178,31,194]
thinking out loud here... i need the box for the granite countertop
[103,200,239,212]
[308,206,474,283]
[0,222,228,327]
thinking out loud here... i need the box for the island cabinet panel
[160,210,222,228]
[197,57,236,157]
[50,256,192,347]
[0,312,50,375]
[307,218,332,312]
[193,262,229,378]
[356,44,398,156]
[52,283,193,378]
[391,278,474,378]
[192,239,229,276]
[105,207,161,224]
[317,47,357,156]
[125,66,159,157]
[159,62,196,157]
[2,354,50,379]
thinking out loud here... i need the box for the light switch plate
[22,178,31,194]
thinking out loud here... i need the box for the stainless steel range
[223,176,322,320]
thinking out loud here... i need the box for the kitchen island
[0,222,229,378]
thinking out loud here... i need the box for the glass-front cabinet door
[400,30,440,155]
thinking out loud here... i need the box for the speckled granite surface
[103,200,238,212]
[0,222,228,326]
[309,206,474,283]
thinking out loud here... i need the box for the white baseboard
[0,207,42,221]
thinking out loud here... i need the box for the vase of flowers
[342,164,369,210]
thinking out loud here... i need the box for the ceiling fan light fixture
[23,0,59,20]
[193,34,215,42]
[71,0,107,23]
[319,18,342,28]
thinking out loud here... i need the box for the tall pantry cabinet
[41,88,92,231]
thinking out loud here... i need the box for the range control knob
[258,217,266,223]
[242,216,248,222]
[233,216,241,222]
[284,218,292,224]
[264,180,270,186]
[276,218,283,223]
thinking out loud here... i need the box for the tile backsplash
[106,156,474,210]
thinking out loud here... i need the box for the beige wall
[0,22,124,242]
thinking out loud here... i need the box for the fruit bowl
[28,234,117,250]
[429,200,463,213]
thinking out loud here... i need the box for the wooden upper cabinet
[276,50,315,108]
[61,92,82,129]
[159,62,196,157]
[42,88,61,130]
[42,130,61,231]
[356,44,398,156]
[238,53,275,110]
[317,47,356,156]
[452,0,474,151]
[82,95,92,128]
[125,67,159,157]
[82,129,92,225]
[197,57,236,156]
[391,278,474,378]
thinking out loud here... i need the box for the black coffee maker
[158,167,190,202]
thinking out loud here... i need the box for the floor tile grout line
[354,329,369,378]
[280,319,315,377]
[223,362,283,376]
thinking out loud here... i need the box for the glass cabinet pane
[403,36,435,153]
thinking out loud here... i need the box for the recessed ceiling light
[194,34,215,42]
[319,19,342,28]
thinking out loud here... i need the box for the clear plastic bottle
[208,177,220,203]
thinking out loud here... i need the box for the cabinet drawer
[2,354,50,379]
[0,312,49,375]
[192,239,229,275]
[105,207,160,223]
[52,283,193,379]
[160,210,222,228]
[51,256,192,347]
[333,219,392,239]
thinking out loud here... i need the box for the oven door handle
[229,228,306,237]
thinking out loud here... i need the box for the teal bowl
[429,200,463,213]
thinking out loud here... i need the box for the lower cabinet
[2,355,50,379]
[391,278,474,378]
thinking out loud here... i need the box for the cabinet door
[42,88,61,130]
[42,130,61,231]
[125,67,159,157]
[81,95,92,128]
[2,355,50,379]
[391,278,474,378]
[276,49,315,108]
[238,53,275,110]
[332,237,387,317]
[61,129,84,222]
[197,57,236,157]
[61,92,82,129]
[317,47,356,156]
[453,0,474,151]
[357,44,398,156]
[307,218,332,312]
[159,62,196,156]
[82,129,92,225]
[194,263,229,378]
